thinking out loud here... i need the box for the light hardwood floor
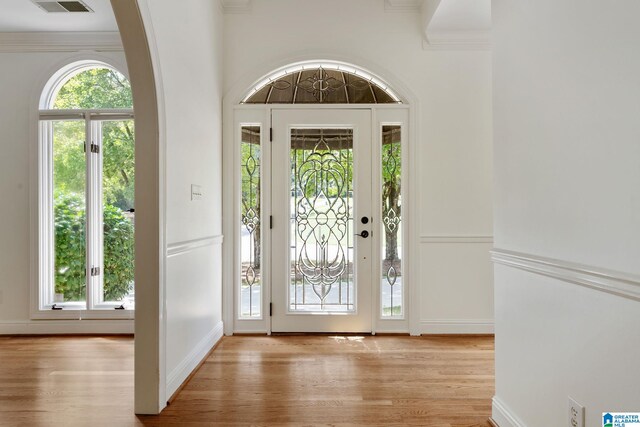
[0,335,494,426]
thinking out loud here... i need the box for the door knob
[361,216,369,224]
[356,230,369,238]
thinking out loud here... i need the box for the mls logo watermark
[604,413,640,427]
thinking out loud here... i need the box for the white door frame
[223,103,417,335]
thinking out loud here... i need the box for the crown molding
[220,0,252,14]
[385,0,424,12]
[423,29,492,51]
[0,32,123,53]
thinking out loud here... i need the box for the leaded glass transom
[243,64,401,104]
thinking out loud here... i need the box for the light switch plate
[191,184,203,200]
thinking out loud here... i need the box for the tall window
[381,125,403,317]
[39,63,135,314]
[240,126,262,318]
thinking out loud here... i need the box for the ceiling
[0,0,118,32]
[0,0,490,36]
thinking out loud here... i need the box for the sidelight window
[240,126,262,318]
[381,125,403,317]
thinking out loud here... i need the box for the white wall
[0,48,133,334]
[137,0,224,403]
[492,1,640,426]
[223,0,494,333]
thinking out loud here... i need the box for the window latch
[90,267,101,276]
[114,304,125,310]
[51,304,63,310]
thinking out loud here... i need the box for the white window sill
[31,309,134,321]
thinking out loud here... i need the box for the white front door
[271,109,372,332]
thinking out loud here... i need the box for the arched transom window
[242,63,402,104]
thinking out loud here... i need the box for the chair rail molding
[385,0,424,12]
[420,235,493,244]
[492,248,640,302]
[166,235,224,258]
[220,0,252,13]
[0,32,123,53]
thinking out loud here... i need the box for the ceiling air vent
[32,1,94,13]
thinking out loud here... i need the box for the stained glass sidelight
[240,126,261,317]
[381,126,403,317]
[290,129,354,312]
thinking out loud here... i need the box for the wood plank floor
[0,335,494,427]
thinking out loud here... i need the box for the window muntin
[39,63,134,314]
[52,68,132,110]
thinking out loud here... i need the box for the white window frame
[34,61,135,320]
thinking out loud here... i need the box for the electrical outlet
[191,184,203,201]
[569,396,585,427]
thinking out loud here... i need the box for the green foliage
[54,193,134,302]
[53,121,85,196]
[53,68,132,109]
[102,204,135,301]
[53,68,135,211]
[54,193,86,301]
[102,120,135,211]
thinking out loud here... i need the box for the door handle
[356,230,369,238]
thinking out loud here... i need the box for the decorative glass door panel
[271,110,372,332]
[290,128,354,313]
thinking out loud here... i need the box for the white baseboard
[492,396,526,427]
[166,321,224,399]
[0,319,134,335]
[420,319,494,334]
